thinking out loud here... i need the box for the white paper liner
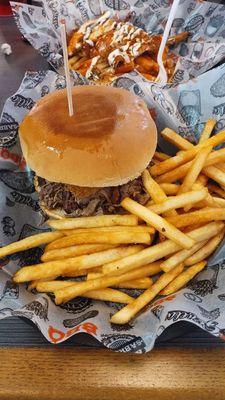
[0,65,225,352]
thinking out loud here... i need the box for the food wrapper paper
[0,0,225,352]
[1,65,225,352]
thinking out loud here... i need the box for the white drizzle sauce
[85,55,100,78]
[108,49,130,66]
[121,42,130,52]
[130,28,143,40]
[79,11,111,46]
[97,11,111,26]
[130,42,142,57]
[78,13,146,70]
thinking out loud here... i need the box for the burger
[19,85,157,218]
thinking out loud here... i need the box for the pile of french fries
[68,12,188,83]
[1,119,225,324]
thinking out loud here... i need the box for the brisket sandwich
[19,85,157,218]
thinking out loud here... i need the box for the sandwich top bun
[19,85,157,187]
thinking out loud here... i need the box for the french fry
[199,119,216,143]
[28,279,53,290]
[115,277,153,289]
[88,262,161,281]
[184,230,225,266]
[142,169,176,217]
[196,174,208,187]
[36,281,134,304]
[216,163,225,173]
[156,148,225,183]
[148,189,207,214]
[121,197,195,249]
[13,245,144,283]
[46,230,150,250]
[151,158,161,165]
[110,264,184,324]
[160,261,207,295]
[161,128,193,150]
[203,165,225,187]
[0,231,63,259]
[166,208,225,228]
[42,244,117,262]
[213,197,225,207]
[154,151,170,161]
[207,183,225,199]
[167,31,189,45]
[178,146,212,195]
[63,267,102,277]
[160,240,207,272]
[48,214,138,230]
[29,267,104,289]
[142,169,168,204]
[151,130,225,177]
[61,226,155,236]
[29,267,97,289]
[102,222,224,276]
[53,263,162,304]
[87,272,103,280]
[160,183,179,195]
[135,55,159,74]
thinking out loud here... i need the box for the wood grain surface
[0,347,224,400]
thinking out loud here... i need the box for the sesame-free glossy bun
[19,85,157,187]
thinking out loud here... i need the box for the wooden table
[0,347,224,400]
[1,15,225,400]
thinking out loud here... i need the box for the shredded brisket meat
[38,176,150,217]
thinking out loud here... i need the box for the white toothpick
[60,19,74,117]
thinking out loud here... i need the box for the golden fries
[9,119,225,325]
[178,146,212,195]
[61,226,155,236]
[151,130,225,177]
[154,151,170,161]
[160,240,207,272]
[102,222,224,276]
[110,264,183,324]
[161,261,207,295]
[156,148,225,183]
[0,231,63,259]
[148,189,206,214]
[115,277,153,289]
[199,119,216,143]
[159,183,179,195]
[48,214,138,230]
[87,272,103,280]
[196,174,208,187]
[54,263,159,304]
[121,197,195,249]
[203,165,225,187]
[216,163,225,173]
[207,183,225,199]
[213,197,225,207]
[142,169,176,217]
[13,245,144,283]
[37,281,134,303]
[46,230,151,250]
[42,244,117,262]
[184,230,225,266]
[161,128,193,150]
[166,208,225,228]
